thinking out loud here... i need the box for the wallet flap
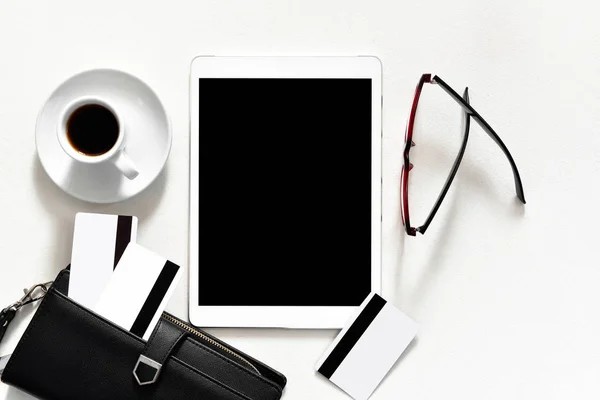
[134,319,186,385]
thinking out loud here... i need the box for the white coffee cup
[57,97,139,180]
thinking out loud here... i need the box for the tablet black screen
[198,78,373,306]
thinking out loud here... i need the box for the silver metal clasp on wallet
[133,355,162,386]
[6,281,53,313]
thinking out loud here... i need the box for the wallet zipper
[162,313,260,375]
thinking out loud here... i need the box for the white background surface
[0,1,598,399]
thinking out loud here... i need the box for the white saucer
[36,69,172,203]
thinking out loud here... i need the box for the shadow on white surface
[389,195,406,303]
[406,176,462,311]
[398,151,527,311]
[365,338,419,399]
[206,327,339,342]
[459,157,527,216]
[32,155,168,269]
[5,388,35,400]
[382,336,419,383]
[0,305,36,343]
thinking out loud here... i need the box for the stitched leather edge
[161,328,186,366]
[167,357,253,400]
[161,312,287,390]
[148,318,280,398]
[33,290,265,400]
[59,287,280,395]
[185,337,282,397]
[55,291,145,342]
[145,319,164,351]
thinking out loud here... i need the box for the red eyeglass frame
[401,74,526,236]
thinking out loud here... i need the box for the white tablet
[189,56,382,328]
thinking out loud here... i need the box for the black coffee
[67,104,119,156]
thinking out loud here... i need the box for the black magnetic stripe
[318,294,387,379]
[130,261,179,337]
[113,216,133,269]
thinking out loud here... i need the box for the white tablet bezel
[189,56,382,328]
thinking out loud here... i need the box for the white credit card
[69,213,138,309]
[316,293,418,400]
[93,243,182,340]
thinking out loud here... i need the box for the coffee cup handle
[112,150,139,180]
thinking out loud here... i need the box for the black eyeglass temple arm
[418,88,471,234]
[432,76,526,204]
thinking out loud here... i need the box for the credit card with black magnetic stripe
[114,215,135,267]
[93,243,183,340]
[130,261,180,337]
[318,294,386,378]
[315,292,418,400]
[69,213,138,308]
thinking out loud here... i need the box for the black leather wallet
[1,268,286,399]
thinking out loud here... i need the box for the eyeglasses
[401,74,526,236]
